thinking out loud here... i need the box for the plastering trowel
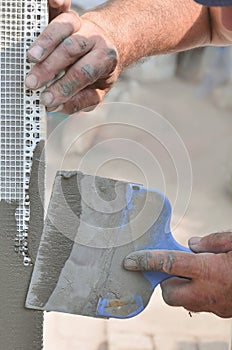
[26,171,192,319]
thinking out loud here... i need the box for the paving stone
[108,333,154,350]
[154,336,229,350]
[175,342,198,350]
[198,342,229,350]
[154,335,198,350]
[175,341,229,350]
[44,312,106,350]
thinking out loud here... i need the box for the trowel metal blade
[26,171,190,319]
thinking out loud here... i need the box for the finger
[40,48,117,108]
[161,277,221,314]
[49,0,71,21]
[27,11,81,63]
[26,33,94,90]
[123,249,210,279]
[47,87,105,114]
[221,7,232,31]
[189,232,232,253]
[160,277,193,307]
[160,278,212,313]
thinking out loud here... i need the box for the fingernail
[123,255,139,271]
[28,45,44,61]
[25,74,38,89]
[41,92,54,106]
[189,237,201,247]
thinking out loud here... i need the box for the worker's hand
[25,12,119,114]
[210,7,232,45]
[123,232,232,318]
[49,0,71,21]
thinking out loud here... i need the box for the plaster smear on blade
[43,173,152,316]
[44,174,128,314]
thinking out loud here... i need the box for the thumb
[123,249,205,279]
[189,232,232,253]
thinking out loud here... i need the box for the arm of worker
[123,232,232,318]
[26,0,232,114]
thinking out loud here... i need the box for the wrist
[81,11,125,75]
[81,11,137,72]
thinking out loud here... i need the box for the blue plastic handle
[97,190,192,319]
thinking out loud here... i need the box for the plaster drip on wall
[0,141,45,349]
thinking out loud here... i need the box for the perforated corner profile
[0,0,47,265]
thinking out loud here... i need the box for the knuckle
[63,36,89,57]
[106,47,118,63]
[81,64,96,83]
[199,255,209,275]
[67,65,83,83]
[162,253,176,274]
[40,59,56,80]
[137,253,149,270]
[102,48,118,73]
[42,29,58,47]
[67,10,81,25]
[59,79,80,97]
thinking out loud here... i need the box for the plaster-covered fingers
[160,277,216,313]
[40,48,117,108]
[160,277,217,313]
[160,277,194,307]
[26,34,94,90]
[189,232,232,253]
[27,11,81,63]
[47,87,105,114]
[123,250,207,279]
[161,267,232,318]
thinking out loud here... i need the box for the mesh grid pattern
[0,0,47,265]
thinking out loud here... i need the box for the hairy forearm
[82,0,211,70]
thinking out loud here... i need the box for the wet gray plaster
[27,171,80,307]
[0,142,44,350]
[26,171,167,318]
[29,140,46,263]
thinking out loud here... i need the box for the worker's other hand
[48,0,71,21]
[123,232,232,318]
[25,12,119,115]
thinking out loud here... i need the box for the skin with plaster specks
[124,232,232,318]
[61,80,80,97]
[27,0,232,317]
[26,14,118,113]
[81,64,95,80]
[26,0,232,115]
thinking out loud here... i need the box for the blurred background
[44,1,232,349]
